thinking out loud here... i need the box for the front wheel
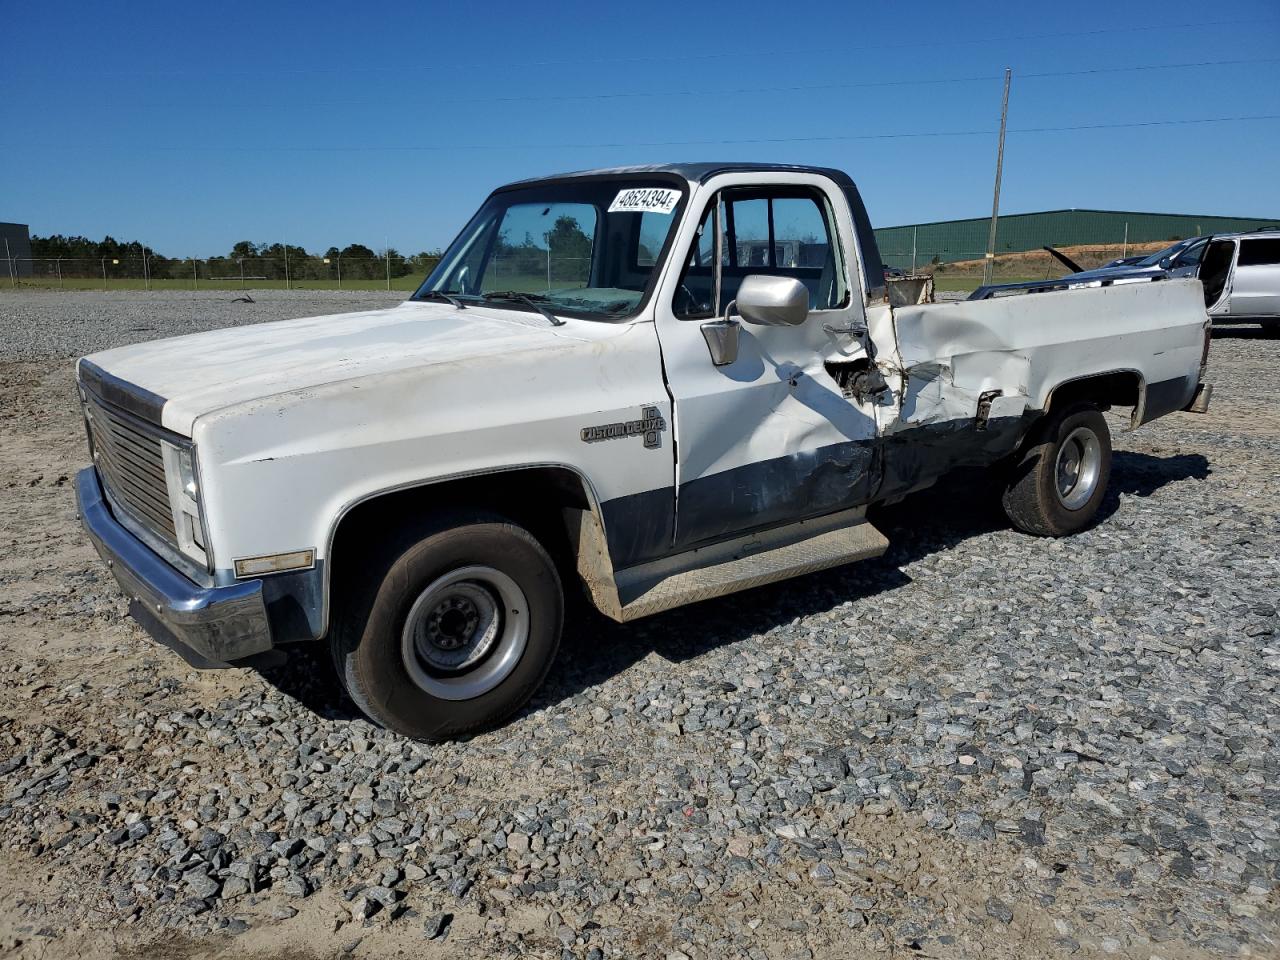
[331,511,563,741]
[1001,404,1112,537]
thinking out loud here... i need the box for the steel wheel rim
[401,565,529,701]
[1054,426,1102,510]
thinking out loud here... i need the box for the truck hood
[81,300,593,435]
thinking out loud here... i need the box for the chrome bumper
[76,467,273,666]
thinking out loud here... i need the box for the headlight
[161,440,210,569]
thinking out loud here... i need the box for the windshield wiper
[418,290,466,309]
[480,291,565,327]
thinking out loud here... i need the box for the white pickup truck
[75,163,1213,740]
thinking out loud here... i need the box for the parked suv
[1198,230,1280,327]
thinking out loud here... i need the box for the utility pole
[5,238,14,288]
[983,68,1012,287]
[283,242,290,290]
[142,246,151,291]
[385,237,391,291]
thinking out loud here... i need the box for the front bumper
[76,467,273,667]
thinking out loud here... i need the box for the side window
[731,199,769,268]
[672,187,847,320]
[673,201,723,319]
[772,197,833,271]
[1173,240,1206,267]
[1237,238,1280,267]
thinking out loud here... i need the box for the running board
[611,509,888,622]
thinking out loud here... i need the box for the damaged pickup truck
[75,163,1213,740]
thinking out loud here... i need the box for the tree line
[490,217,594,284]
[28,235,442,281]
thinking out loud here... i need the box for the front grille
[84,392,176,544]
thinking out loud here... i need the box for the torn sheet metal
[891,278,1207,430]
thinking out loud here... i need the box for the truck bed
[891,277,1209,431]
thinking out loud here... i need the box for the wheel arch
[320,464,621,637]
[1042,368,1146,428]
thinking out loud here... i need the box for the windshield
[1135,238,1195,268]
[414,178,687,321]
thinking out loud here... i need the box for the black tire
[1001,404,1112,537]
[331,510,562,741]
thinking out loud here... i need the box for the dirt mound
[929,241,1170,279]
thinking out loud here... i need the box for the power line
[1010,114,1280,134]
[63,17,1278,80]
[45,56,1279,115]
[301,56,1280,108]
[1021,56,1280,79]
[13,113,1279,154]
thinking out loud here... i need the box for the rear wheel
[1001,404,1111,537]
[331,511,563,741]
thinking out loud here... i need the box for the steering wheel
[676,283,704,315]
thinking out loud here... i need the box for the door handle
[822,322,867,337]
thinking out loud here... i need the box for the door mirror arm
[700,299,740,367]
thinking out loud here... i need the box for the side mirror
[735,275,809,327]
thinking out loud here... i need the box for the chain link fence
[4,244,1176,295]
[2,254,442,292]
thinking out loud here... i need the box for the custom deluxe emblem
[581,406,667,449]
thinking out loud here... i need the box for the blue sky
[4,0,1278,256]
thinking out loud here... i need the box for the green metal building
[874,209,1280,270]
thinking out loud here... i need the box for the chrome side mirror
[736,274,810,327]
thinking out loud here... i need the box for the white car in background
[978,229,1280,329]
[1198,230,1280,328]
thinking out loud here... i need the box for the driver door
[1198,237,1237,315]
[1167,237,1208,278]
[654,175,881,550]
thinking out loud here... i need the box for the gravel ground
[0,290,1277,960]
[0,289,405,359]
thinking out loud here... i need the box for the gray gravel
[0,288,405,359]
[0,292,1277,959]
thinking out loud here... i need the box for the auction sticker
[608,188,681,215]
